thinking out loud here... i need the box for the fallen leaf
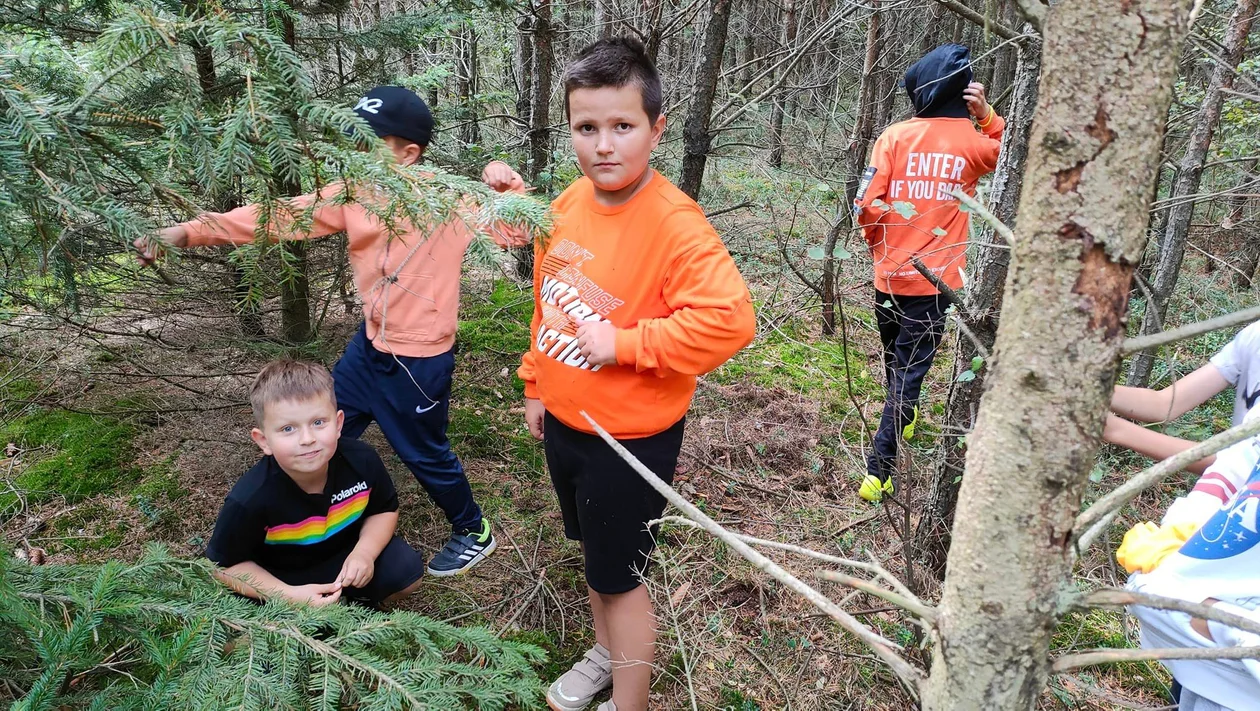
[670,581,692,607]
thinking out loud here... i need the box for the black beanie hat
[352,86,434,147]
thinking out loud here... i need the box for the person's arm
[474,160,534,249]
[519,241,545,440]
[605,231,756,377]
[1110,363,1230,423]
[336,511,398,588]
[1103,413,1214,474]
[964,82,1004,171]
[214,561,342,606]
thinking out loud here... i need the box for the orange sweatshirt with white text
[517,171,756,439]
[855,114,1004,295]
[181,180,527,358]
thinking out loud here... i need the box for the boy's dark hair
[563,36,663,123]
[249,359,337,425]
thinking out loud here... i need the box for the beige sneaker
[546,643,612,711]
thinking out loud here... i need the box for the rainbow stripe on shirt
[264,489,370,545]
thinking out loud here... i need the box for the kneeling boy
[208,359,425,607]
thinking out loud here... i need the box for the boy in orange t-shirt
[853,44,1004,502]
[517,37,755,711]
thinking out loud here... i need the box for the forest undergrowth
[2,203,1245,708]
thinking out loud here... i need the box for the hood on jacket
[903,44,973,119]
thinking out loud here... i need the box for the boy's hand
[575,320,618,367]
[524,397,545,440]
[337,552,375,588]
[481,161,525,193]
[134,225,189,266]
[288,581,342,607]
[963,82,990,121]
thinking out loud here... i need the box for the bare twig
[1081,587,1260,638]
[816,570,937,623]
[705,201,754,219]
[580,412,926,693]
[1121,305,1260,356]
[1074,416,1260,550]
[1053,645,1260,672]
[951,188,1017,247]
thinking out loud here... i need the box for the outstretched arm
[1111,363,1230,423]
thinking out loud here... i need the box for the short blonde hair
[249,359,336,425]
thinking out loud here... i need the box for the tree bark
[1126,0,1258,386]
[593,0,613,39]
[924,1,1194,707]
[767,0,799,168]
[916,35,1040,576]
[1231,162,1260,289]
[527,0,554,185]
[677,0,733,200]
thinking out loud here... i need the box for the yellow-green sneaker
[858,475,895,503]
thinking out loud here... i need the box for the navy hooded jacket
[903,44,974,119]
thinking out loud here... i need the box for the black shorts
[267,535,425,604]
[544,412,685,595]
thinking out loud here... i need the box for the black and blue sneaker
[426,519,497,577]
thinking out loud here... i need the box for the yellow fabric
[1116,521,1200,574]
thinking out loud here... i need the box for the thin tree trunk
[767,0,799,168]
[458,22,480,146]
[1232,162,1260,288]
[516,12,534,127]
[528,0,554,185]
[644,0,664,64]
[677,0,733,200]
[593,0,613,38]
[924,1,1194,707]
[1126,0,1258,386]
[278,13,312,345]
[916,36,1040,576]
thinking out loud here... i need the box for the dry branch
[1052,645,1260,672]
[579,411,926,693]
[1121,304,1260,355]
[1082,587,1260,638]
[932,0,1023,40]
[1074,416,1260,550]
[816,570,937,623]
[951,188,1017,247]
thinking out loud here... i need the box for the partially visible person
[1118,406,1260,711]
[1106,321,1260,474]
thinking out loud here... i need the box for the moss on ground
[0,408,139,506]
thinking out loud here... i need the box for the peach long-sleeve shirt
[517,171,756,439]
[182,180,528,358]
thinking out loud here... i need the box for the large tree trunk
[677,0,732,200]
[915,36,1040,576]
[924,0,1195,707]
[767,0,799,168]
[1126,0,1258,386]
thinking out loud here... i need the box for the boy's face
[568,84,665,204]
[250,396,344,481]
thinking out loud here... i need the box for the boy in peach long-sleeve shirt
[852,44,1005,503]
[137,86,526,577]
[518,38,755,711]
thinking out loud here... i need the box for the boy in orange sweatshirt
[517,38,755,711]
[136,86,527,576]
[853,44,1004,502]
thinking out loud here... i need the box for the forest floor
[1,239,1242,709]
